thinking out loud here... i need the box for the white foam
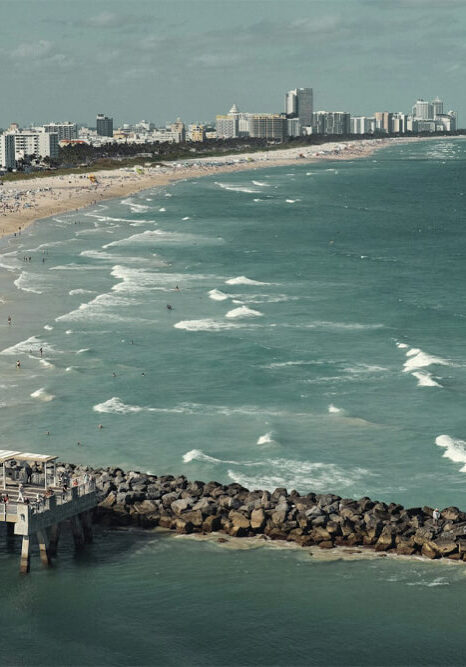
[285,199,297,203]
[39,359,55,369]
[174,319,259,332]
[226,306,263,319]
[1,336,59,357]
[104,229,220,249]
[182,217,191,221]
[30,387,55,402]
[93,396,187,415]
[396,342,409,349]
[183,449,370,492]
[69,289,97,296]
[215,182,260,194]
[225,276,270,286]
[403,348,449,373]
[252,180,270,187]
[14,272,44,294]
[159,207,166,212]
[43,325,54,331]
[208,289,229,301]
[411,371,442,388]
[110,265,216,295]
[182,449,223,464]
[80,250,149,264]
[256,432,276,446]
[328,404,342,414]
[436,435,466,471]
[76,348,90,354]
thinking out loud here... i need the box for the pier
[0,450,97,573]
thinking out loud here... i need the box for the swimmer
[175,285,180,291]
[166,304,173,310]
[7,315,11,325]
[39,347,43,357]
[98,424,103,430]
[141,372,145,376]
[112,372,116,377]
[77,441,81,447]
[45,431,50,436]
[16,360,21,369]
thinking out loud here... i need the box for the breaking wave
[30,388,55,402]
[436,435,466,472]
[225,276,270,286]
[225,306,263,319]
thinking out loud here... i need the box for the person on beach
[433,508,441,525]
[17,484,25,503]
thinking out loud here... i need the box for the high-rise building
[43,122,78,141]
[188,124,206,142]
[412,99,433,120]
[431,97,444,119]
[312,111,350,135]
[170,118,186,142]
[391,113,407,134]
[0,134,16,169]
[96,114,113,137]
[285,88,313,127]
[350,116,375,134]
[248,114,287,140]
[10,130,58,160]
[216,104,240,139]
[374,111,393,133]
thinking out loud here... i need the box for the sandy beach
[0,136,433,239]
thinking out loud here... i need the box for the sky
[0,0,464,128]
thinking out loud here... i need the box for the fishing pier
[0,449,97,573]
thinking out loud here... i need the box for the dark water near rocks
[1,138,466,665]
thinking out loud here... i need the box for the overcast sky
[1,0,464,127]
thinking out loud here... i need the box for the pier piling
[20,536,30,574]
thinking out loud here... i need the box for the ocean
[1,138,466,665]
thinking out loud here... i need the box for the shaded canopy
[0,450,58,464]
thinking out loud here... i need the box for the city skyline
[1,0,464,127]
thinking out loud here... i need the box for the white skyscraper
[285,88,313,127]
[431,97,444,118]
[412,99,433,120]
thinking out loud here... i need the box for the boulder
[375,529,395,552]
[421,542,441,559]
[250,508,266,531]
[182,510,204,527]
[202,515,222,532]
[171,498,194,515]
[229,511,250,530]
[318,540,335,549]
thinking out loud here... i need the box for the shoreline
[0,135,448,241]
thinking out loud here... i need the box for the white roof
[0,450,58,464]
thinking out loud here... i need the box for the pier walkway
[0,449,97,573]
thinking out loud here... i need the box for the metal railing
[1,478,96,518]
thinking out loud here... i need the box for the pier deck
[0,449,97,573]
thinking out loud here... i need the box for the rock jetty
[62,462,466,561]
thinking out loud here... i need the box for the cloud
[87,12,122,28]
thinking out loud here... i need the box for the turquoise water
[1,138,466,665]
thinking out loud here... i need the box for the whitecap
[396,342,408,349]
[256,432,276,446]
[411,371,442,388]
[30,387,55,402]
[1,336,59,357]
[403,348,449,373]
[159,207,166,212]
[76,348,90,355]
[182,216,191,221]
[104,229,220,249]
[208,289,229,301]
[436,435,466,471]
[93,396,187,415]
[14,272,44,294]
[226,306,263,319]
[215,182,260,194]
[69,289,97,296]
[225,276,270,286]
[39,359,55,369]
[43,325,54,331]
[174,319,259,332]
[252,181,270,187]
[328,404,342,414]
